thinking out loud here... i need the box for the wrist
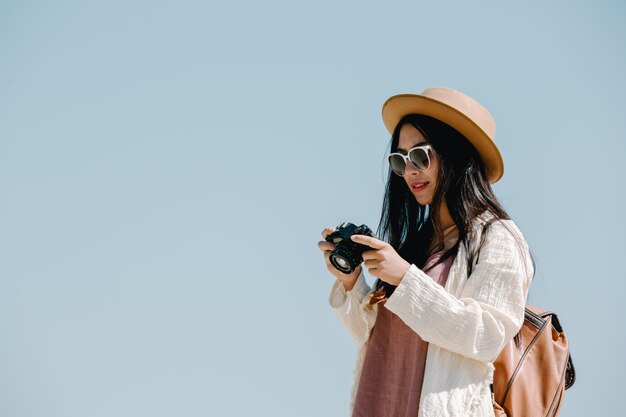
[392,261,411,286]
[340,267,361,291]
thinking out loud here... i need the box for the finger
[361,249,382,261]
[317,241,334,252]
[363,259,379,270]
[321,227,336,239]
[351,235,387,249]
[363,265,381,279]
[323,252,333,268]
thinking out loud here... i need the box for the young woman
[318,87,534,417]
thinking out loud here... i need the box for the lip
[410,181,429,192]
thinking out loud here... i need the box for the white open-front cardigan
[329,214,533,417]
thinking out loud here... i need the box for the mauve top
[352,241,457,417]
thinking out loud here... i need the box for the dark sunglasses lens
[409,148,430,170]
[388,154,406,175]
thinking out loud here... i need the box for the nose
[403,159,421,176]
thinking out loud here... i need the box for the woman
[317,87,534,417]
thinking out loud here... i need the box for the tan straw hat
[382,87,504,183]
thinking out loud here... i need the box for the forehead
[397,123,428,151]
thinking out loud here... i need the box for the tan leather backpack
[492,306,576,417]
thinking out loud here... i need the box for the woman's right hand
[317,227,361,291]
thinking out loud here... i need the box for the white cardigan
[329,214,533,417]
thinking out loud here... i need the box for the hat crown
[418,87,496,138]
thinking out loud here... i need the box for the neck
[434,201,455,230]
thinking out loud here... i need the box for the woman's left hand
[350,235,411,286]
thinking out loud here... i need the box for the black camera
[325,222,374,274]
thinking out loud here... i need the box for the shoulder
[468,211,532,269]
[471,211,528,246]
[468,211,534,277]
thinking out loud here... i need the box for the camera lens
[329,242,361,274]
[330,253,352,273]
[335,257,349,270]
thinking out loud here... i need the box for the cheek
[429,161,440,186]
[425,165,440,203]
[429,155,440,176]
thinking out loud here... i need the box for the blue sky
[1,1,625,416]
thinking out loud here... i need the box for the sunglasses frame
[387,144,434,176]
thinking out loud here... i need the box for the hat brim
[382,94,504,183]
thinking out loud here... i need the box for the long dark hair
[376,114,514,296]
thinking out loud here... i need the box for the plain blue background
[1,1,624,416]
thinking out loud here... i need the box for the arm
[384,220,533,363]
[328,271,377,345]
[318,227,378,345]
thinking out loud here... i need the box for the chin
[414,195,433,205]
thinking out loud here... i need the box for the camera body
[325,222,374,274]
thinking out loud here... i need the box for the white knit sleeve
[328,272,377,346]
[384,221,533,363]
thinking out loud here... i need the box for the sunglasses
[387,144,433,176]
